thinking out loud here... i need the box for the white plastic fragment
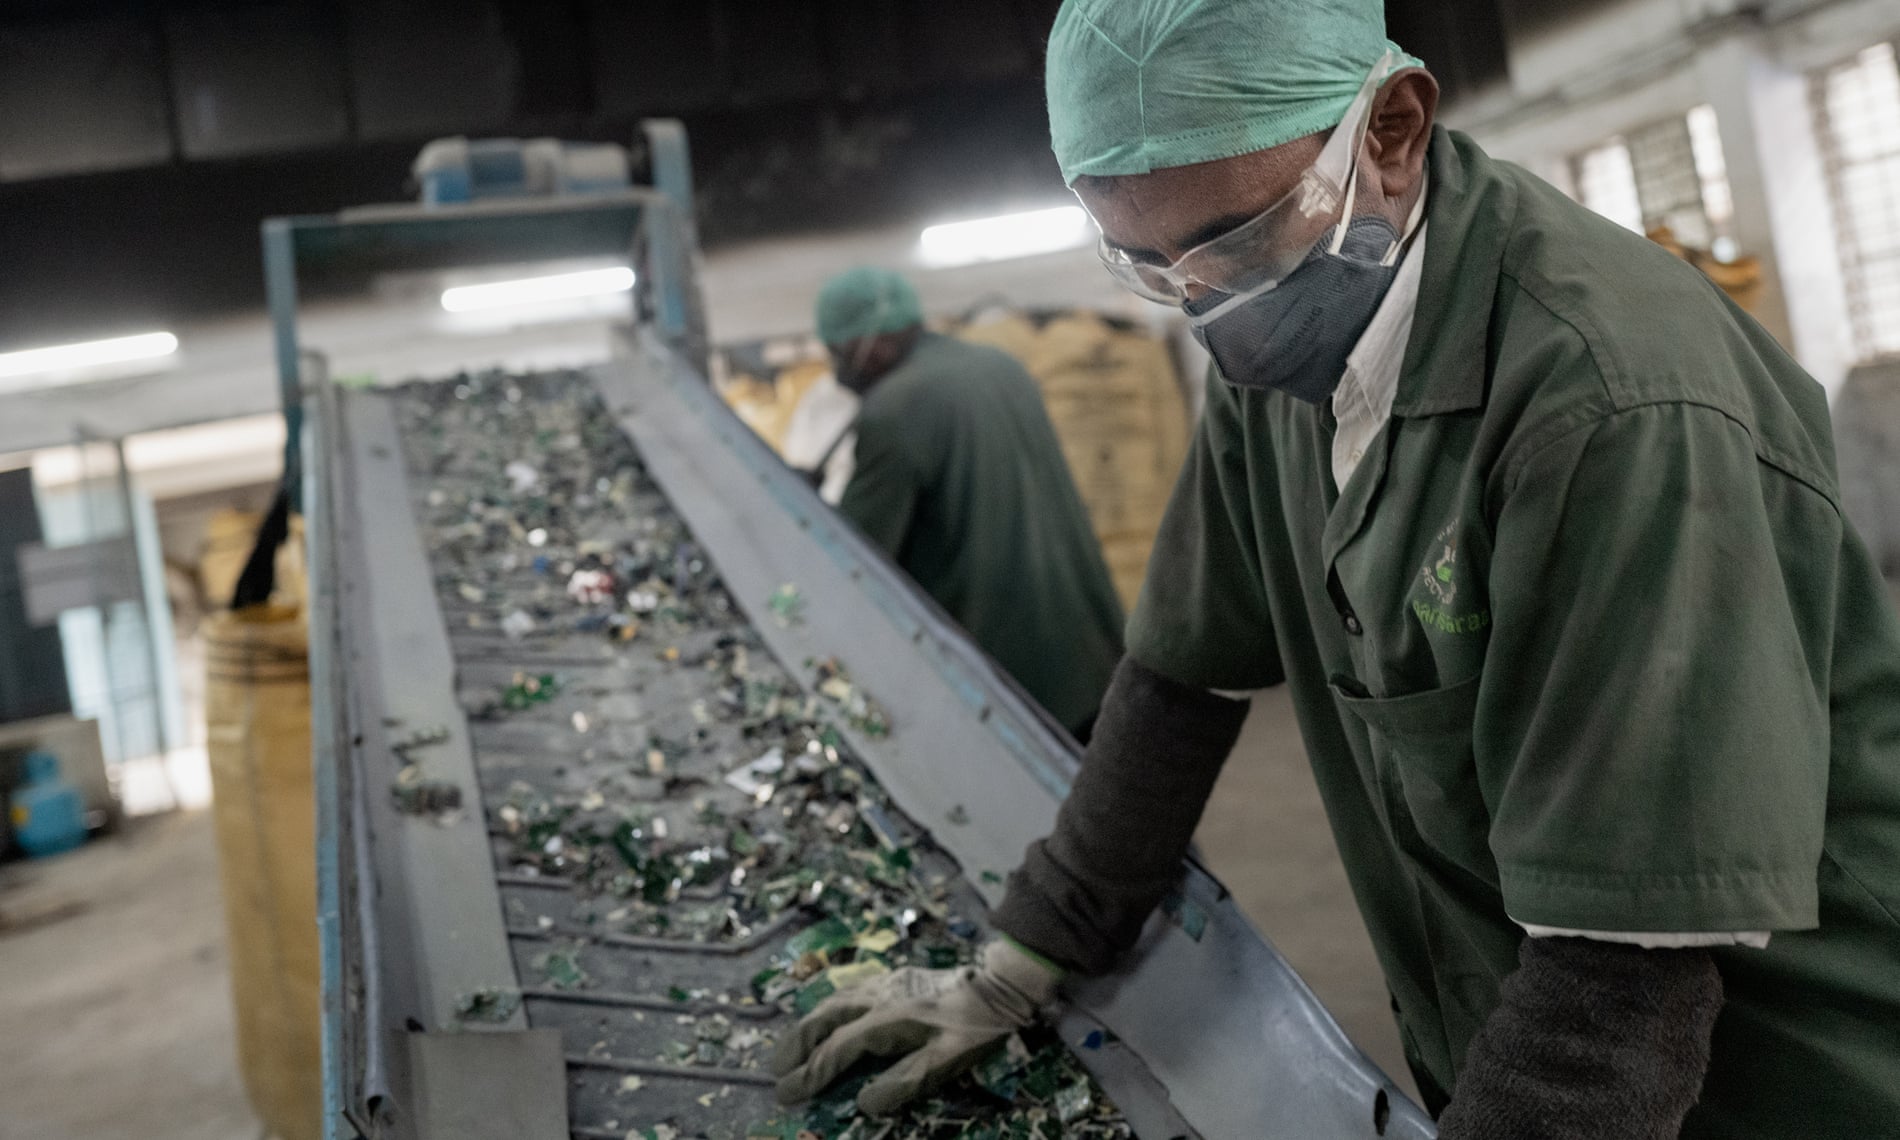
[722,748,785,796]
[567,568,615,604]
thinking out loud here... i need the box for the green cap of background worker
[814,267,922,349]
[813,267,926,395]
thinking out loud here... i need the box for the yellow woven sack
[203,605,318,1140]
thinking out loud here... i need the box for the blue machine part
[12,750,86,858]
[415,137,632,206]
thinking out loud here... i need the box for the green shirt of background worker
[777,2,1900,1136]
[814,267,1125,740]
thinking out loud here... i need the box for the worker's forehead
[1075,134,1324,260]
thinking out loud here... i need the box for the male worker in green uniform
[815,267,1124,741]
[777,2,1900,1136]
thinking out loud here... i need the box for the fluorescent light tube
[919,206,1092,268]
[0,332,179,387]
[441,267,635,312]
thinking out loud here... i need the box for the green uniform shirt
[841,332,1124,733]
[1129,129,1900,1136]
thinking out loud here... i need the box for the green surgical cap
[814,267,924,346]
[1046,0,1422,184]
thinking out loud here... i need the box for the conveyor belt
[374,369,1135,1138]
[310,332,1437,1140]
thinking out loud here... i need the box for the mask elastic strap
[1314,51,1396,193]
[1380,187,1428,267]
[1327,51,1396,258]
[1329,166,1362,257]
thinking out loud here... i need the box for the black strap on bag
[230,485,292,610]
[796,423,854,490]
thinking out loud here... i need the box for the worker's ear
[1366,69,1437,201]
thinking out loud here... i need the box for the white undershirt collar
[1330,219,1427,493]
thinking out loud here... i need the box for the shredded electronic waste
[390,370,1133,1140]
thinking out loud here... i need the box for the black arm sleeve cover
[1437,937,1724,1140]
[990,656,1251,974]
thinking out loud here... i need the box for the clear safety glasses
[1092,51,1399,305]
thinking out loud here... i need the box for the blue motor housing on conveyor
[413,137,633,206]
[12,750,85,859]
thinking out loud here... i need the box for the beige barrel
[203,604,319,1140]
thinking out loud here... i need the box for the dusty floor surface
[1197,686,1419,1103]
[0,809,262,1140]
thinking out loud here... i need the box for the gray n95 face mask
[1185,213,1404,404]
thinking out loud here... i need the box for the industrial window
[1814,42,1900,363]
[1574,140,1644,232]
[1686,106,1735,243]
[1571,106,1737,256]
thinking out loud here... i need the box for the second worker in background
[813,268,1124,741]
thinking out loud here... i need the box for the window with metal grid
[1814,42,1900,363]
[1628,116,1714,247]
[1571,107,1736,254]
[1686,106,1735,249]
[1574,139,1645,232]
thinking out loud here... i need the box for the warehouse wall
[1451,0,1900,395]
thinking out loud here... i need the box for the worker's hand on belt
[771,938,1062,1114]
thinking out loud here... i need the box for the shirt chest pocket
[1330,673,1498,891]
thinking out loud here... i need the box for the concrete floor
[0,810,262,1140]
[1196,686,1417,1101]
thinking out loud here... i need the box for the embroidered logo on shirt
[1412,523,1490,635]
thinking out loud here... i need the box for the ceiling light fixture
[918,206,1092,268]
[440,267,635,312]
[0,331,179,392]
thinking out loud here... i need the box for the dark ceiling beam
[0,0,1512,344]
[0,0,1083,183]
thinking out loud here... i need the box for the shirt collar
[1388,127,1520,419]
[1335,220,1428,428]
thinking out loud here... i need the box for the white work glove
[772,938,1063,1114]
